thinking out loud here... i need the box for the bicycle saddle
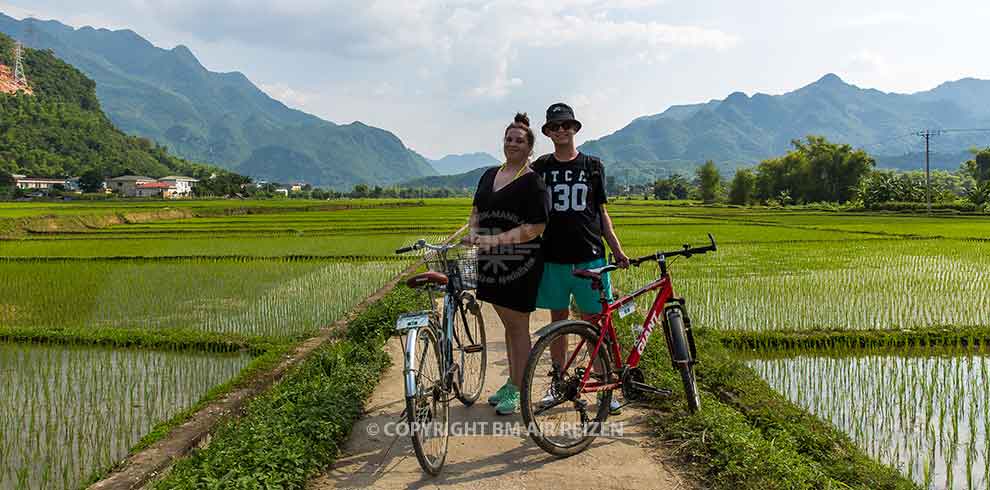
[406,271,448,288]
[572,264,618,281]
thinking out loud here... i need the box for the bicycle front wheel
[452,294,486,405]
[521,321,613,458]
[406,327,449,475]
[666,308,700,414]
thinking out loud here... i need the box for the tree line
[650,136,990,210]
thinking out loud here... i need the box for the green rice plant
[0,259,408,340]
[0,233,437,258]
[612,239,990,332]
[748,351,989,490]
[0,342,250,490]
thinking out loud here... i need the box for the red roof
[136,182,173,189]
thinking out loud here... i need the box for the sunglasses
[545,122,577,132]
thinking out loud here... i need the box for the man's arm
[600,205,629,267]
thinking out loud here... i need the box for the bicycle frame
[567,257,678,395]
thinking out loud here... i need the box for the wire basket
[424,245,478,290]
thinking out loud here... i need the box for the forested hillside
[0,32,212,178]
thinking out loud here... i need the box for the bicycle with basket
[393,237,487,474]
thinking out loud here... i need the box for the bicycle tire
[666,309,701,414]
[406,327,449,475]
[452,295,486,405]
[521,321,613,458]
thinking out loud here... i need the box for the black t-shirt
[472,166,549,237]
[532,153,608,264]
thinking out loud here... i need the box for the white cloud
[0,0,745,156]
[258,82,315,109]
[0,2,32,19]
[134,0,736,103]
[844,12,921,27]
[845,50,890,75]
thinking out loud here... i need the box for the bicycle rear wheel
[452,294,486,405]
[666,308,700,414]
[521,322,613,457]
[406,327,449,474]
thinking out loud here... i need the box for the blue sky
[2,0,988,159]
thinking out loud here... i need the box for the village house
[134,181,175,198]
[104,175,197,198]
[106,175,155,196]
[11,174,71,190]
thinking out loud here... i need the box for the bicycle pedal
[630,380,673,397]
[462,344,483,354]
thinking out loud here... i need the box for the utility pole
[12,41,26,86]
[916,129,942,215]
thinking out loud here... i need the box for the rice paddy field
[1,196,988,489]
[604,202,989,490]
[0,199,459,490]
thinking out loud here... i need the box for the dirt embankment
[1,200,427,238]
[0,208,196,238]
[11,209,196,236]
[0,63,33,95]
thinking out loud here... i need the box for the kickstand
[373,406,408,475]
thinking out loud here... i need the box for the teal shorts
[535,258,614,314]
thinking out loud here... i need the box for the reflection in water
[749,353,989,490]
[0,342,251,490]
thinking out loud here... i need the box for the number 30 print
[551,183,588,211]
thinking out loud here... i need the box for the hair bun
[514,112,530,127]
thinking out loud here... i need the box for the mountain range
[427,152,500,175]
[579,73,990,176]
[5,13,990,188]
[0,13,437,188]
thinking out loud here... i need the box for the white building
[11,174,70,190]
[157,176,198,196]
[106,175,198,198]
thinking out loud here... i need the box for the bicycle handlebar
[395,238,462,255]
[629,233,717,266]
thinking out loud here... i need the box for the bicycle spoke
[524,327,611,451]
[452,301,486,404]
[409,328,448,472]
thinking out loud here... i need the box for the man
[532,102,629,414]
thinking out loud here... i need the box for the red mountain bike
[520,234,716,457]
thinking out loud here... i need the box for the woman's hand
[463,233,496,250]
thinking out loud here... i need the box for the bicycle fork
[663,302,697,366]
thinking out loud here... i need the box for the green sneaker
[494,384,520,416]
[488,381,513,406]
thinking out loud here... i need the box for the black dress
[472,166,550,312]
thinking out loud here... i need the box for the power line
[938,128,990,134]
[916,130,940,214]
[860,131,918,150]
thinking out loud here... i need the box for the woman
[466,113,550,416]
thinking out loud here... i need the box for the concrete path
[309,304,691,490]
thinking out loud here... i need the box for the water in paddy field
[748,352,990,490]
[0,342,252,490]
